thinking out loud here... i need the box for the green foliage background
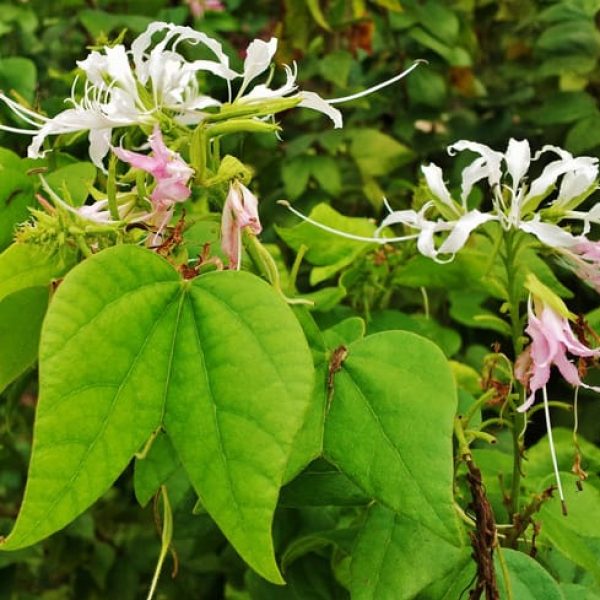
[1,0,600,598]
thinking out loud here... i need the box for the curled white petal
[448,140,503,206]
[298,91,343,129]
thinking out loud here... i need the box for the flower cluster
[0,21,421,267]
[0,21,419,170]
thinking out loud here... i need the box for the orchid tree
[1,16,600,600]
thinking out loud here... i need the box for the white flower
[0,23,233,169]
[416,139,599,258]
[281,138,599,264]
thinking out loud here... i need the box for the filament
[278,200,420,244]
[327,60,425,105]
[542,385,567,515]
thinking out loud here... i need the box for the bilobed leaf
[0,245,314,584]
[0,286,48,392]
[324,331,460,542]
[351,504,467,600]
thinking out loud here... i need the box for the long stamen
[278,200,420,244]
[542,385,567,515]
[0,92,48,124]
[0,124,40,134]
[326,60,426,105]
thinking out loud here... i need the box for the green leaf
[247,554,348,599]
[449,290,512,335]
[276,203,375,285]
[348,129,415,176]
[0,244,72,302]
[368,310,461,357]
[414,0,460,44]
[324,331,460,542]
[561,583,600,600]
[0,170,34,251]
[79,9,152,38]
[283,363,328,483]
[531,92,598,125]
[305,0,331,31]
[539,474,600,583]
[280,460,370,507]
[0,58,37,102]
[525,429,600,487]
[406,67,447,108]
[282,157,312,199]
[323,317,365,348]
[409,28,471,66]
[0,245,314,584]
[535,22,600,60]
[496,548,564,600]
[566,115,600,154]
[0,287,48,392]
[46,162,97,206]
[318,51,353,89]
[282,527,358,570]
[351,504,466,599]
[0,147,24,171]
[311,156,342,197]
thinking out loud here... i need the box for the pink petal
[148,125,172,169]
[553,351,582,387]
[113,146,163,174]
[151,179,191,207]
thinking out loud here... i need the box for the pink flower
[113,125,193,241]
[516,300,600,412]
[188,0,224,17]
[562,240,600,293]
[221,182,262,269]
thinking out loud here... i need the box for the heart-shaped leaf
[0,245,314,584]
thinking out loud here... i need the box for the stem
[107,155,120,222]
[147,486,173,600]
[502,229,525,518]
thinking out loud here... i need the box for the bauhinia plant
[1,19,599,600]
